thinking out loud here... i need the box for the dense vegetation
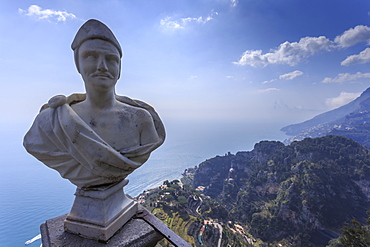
[138,135,370,246]
[328,211,370,247]
[139,180,251,246]
[189,135,370,246]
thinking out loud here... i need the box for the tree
[177,196,188,205]
[338,211,370,247]
[170,183,181,190]
[163,180,170,186]
[164,194,174,202]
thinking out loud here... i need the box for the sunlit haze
[1,0,370,182]
[2,2,369,124]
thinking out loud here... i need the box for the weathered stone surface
[23,19,166,242]
[64,180,138,241]
[41,214,163,247]
[23,19,165,189]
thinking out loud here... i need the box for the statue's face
[78,39,121,91]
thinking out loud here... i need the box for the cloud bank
[322,72,370,83]
[279,70,303,80]
[234,36,333,67]
[19,5,76,22]
[160,11,218,31]
[235,25,370,67]
[262,79,277,84]
[325,91,361,109]
[341,48,370,66]
[334,25,370,48]
[262,70,303,84]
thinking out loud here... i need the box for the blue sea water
[0,121,287,247]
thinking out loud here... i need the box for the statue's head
[71,19,122,88]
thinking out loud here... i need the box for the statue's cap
[71,19,122,57]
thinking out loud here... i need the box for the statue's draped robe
[24,94,165,188]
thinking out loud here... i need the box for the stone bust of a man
[24,19,165,188]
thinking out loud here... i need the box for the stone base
[41,213,164,247]
[64,179,138,242]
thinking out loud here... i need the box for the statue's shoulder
[116,95,165,143]
[115,96,153,122]
[115,95,154,111]
[40,94,86,112]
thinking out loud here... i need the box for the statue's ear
[117,61,121,79]
[74,49,81,74]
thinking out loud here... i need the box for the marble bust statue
[23,19,165,189]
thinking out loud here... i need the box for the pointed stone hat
[71,19,122,57]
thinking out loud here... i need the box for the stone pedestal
[64,179,138,242]
[41,213,163,247]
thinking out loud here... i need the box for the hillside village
[135,178,261,246]
[136,135,370,247]
[132,89,370,246]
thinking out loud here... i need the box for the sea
[0,121,288,247]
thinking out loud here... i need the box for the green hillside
[137,135,370,246]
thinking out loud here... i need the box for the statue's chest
[83,112,141,150]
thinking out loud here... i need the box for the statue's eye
[107,54,119,64]
[83,51,97,59]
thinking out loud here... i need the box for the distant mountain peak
[281,87,370,146]
[361,87,370,97]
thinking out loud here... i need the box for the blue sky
[2,2,370,244]
[1,0,370,156]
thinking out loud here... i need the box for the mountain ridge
[138,135,370,246]
[281,87,370,145]
[189,135,370,246]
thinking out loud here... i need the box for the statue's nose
[97,57,108,71]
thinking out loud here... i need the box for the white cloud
[230,0,238,8]
[341,48,370,66]
[234,36,333,67]
[234,25,370,68]
[334,25,370,48]
[261,70,303,84]
[233,50,269,67]
[258,88,280,93]
[325,91,361,109]
[160,17,184,30]
[19,5,76,22]
[322,72,370,83]
[160,11,218,31]
[262,79,277,84]
[279,70,303,80]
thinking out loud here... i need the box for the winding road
[195,196,203,215]
[213,222,223,247]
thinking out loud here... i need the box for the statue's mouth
[93,73,113,79]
